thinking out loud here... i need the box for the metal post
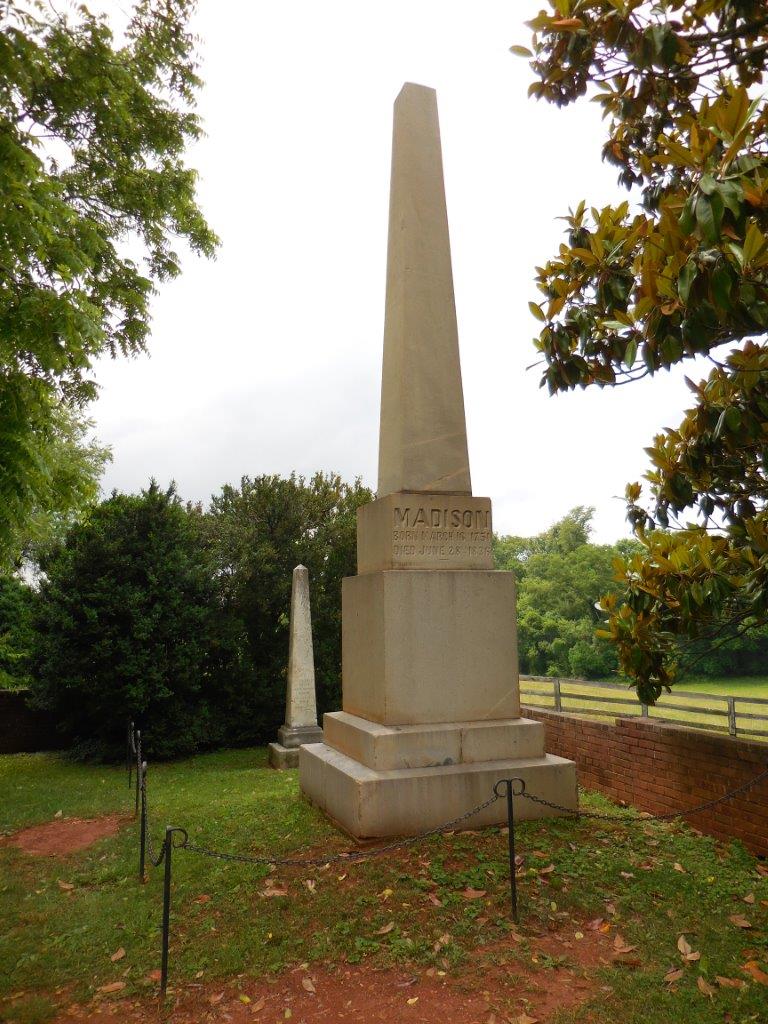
[159,826,187,999]
[139,763,147,883]
[494,778,524,924]
[134,730,141,817]
[126,721,132,789]
[727,696,737,737]
[553,679,562,713]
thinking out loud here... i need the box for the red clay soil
[46,924,615,1024]
[2,814,128,856]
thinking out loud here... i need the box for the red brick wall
[523,706,768,856]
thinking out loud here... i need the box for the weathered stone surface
[378,83,471,497]
[323,712,545,771]
[300,743,577,838]
[342,570,520,725]
[278,724,323,749]
[268,742,299,770]
[298,83,576,837]
[285,565,319,730]
[357,492,492,573]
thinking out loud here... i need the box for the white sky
[93,0,700,544]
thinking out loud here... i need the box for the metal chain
[181,792,501,867]
[138,732,166,868]
[518,764,768,822]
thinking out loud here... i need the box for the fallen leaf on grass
[239,995,251,1004]
[586,917,604,931]
[301,978,316,994]
[742,961,768,985]
[54,810,63,818]
[462,888,487,900]
[743,893,755,904]
[511,1014,539,1024]
[147,970,161,982]
[677,935,692,957]
[613,934,638,955]
[109,948,125,963]
[303,880,316,895]
[729,915,752,929]
[538,864,555,875]
[251,996,266,1012]
[697,976,716,998]
[209,993,224,1006]
[673,863,686,873]
[57,880,74,892]
[378,888,394,901]
[261,887,288,898]
[427,894,443,907]
[375,922,395,936]
[193,894,211,904]
[605,902,617,916]
[97,982,125,994]
[716,976,747,990]
[620,872,635,879]
[664,968,684,985]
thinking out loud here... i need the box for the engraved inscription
[391,505,492,563]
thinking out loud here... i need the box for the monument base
[299,716,577,838]
[268,742,298,770]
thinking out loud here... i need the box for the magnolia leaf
[301,977,316,994]
[696,976,716,998]
[677,935,692,956]
[375,921,395,935]
[109,947,126,963]
[462,887,487,900]
[664,968,684,984]
[729,914,752,929]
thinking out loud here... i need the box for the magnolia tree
[520,1,768,700]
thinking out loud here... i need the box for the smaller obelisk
[268,565,323,769]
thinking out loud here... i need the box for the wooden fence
[520,675,768,743]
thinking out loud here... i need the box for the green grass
[1,749,767,1023]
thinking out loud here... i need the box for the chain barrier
[129,720,768,998]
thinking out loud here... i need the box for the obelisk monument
[299,84,576,836]
[269,565,323,769]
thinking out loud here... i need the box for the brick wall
[0,689,64,754]
[523,706,768,856]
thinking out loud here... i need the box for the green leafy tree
[1,0,217,564]
[0,573,36,690]
[521,1,768,700]
[495,508,633,678]
[2,403,111,570]
[206,473,373,744]
[31,482,224,759]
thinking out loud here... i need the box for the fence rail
[519,675,768,743]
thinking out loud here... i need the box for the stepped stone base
[299,739,577,838]
[268,742,298,770]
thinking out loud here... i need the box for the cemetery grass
[0,751,766,1023]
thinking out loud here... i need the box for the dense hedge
[27,474,371,760]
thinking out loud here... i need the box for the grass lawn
[0,748,767,1024]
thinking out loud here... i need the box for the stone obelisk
[269,565,323,769]
[299,84,576,835]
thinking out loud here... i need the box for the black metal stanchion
[139,762,147,883]
[134,729,141,818]
[126,721,132,790]
[494,778,525,924]
[160,826,187,999]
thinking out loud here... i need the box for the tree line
[3,482,768,761]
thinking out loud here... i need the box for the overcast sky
[93,0,699,544]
